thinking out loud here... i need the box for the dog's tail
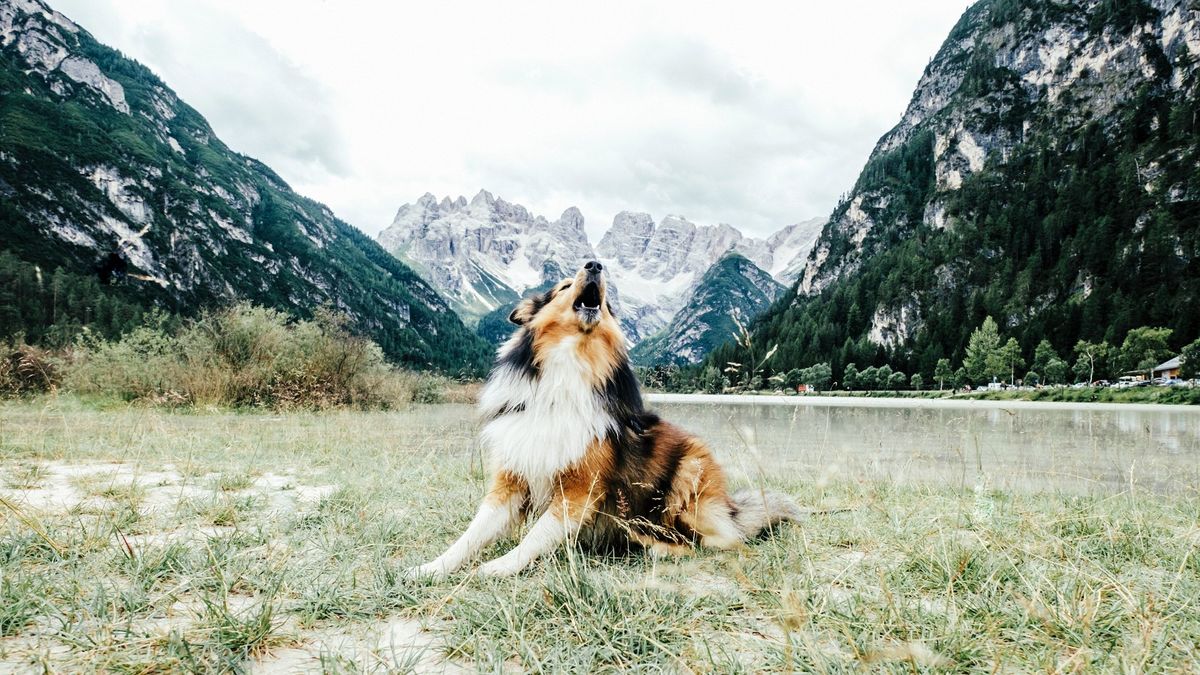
[729,489,852,538]
[729,488,806,538]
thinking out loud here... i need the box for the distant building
[1153,356,1181,380]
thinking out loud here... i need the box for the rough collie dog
[412,260,803,577]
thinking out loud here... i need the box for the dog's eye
[558,282,572,291]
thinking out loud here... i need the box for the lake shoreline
[646,391,1200,413]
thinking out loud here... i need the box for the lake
[643,394,1200,495]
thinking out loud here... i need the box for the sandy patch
[251,617,464,674]
[1,461,337,518]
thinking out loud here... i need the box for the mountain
[595,212,817,341]
[767,217,827,284]
[710,0,1200,381]
[0,0,491,372]
[378,191,595,323]
[629,252,784,366]
[379,192,824,348]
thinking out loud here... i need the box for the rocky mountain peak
[798,0,1200,297]
[377,191,597,321]
[630,251,785,366]
[553,207,587,238]
[379,190,825,345]
[469,188,495,207]
[597,211,655,266]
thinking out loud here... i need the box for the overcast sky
[53,0,972,240]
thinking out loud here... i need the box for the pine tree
[1032,339,1059,375]
[964,317,1002,384]
[996,337,1025,385]
[843,363,859,390]
[934,358,952,391]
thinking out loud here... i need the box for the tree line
[649,315,1197,394]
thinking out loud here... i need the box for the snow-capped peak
[378,191,824,341]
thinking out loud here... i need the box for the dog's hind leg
[409,472,528,578]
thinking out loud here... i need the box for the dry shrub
[0,342,61,396]
[65,304,454,409]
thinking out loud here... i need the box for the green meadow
[0,397,1197,673]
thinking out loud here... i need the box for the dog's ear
[509,293,547,325]
[508,299,534,325]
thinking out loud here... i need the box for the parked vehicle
[1114,377,1144,389]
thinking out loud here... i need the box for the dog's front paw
[477,557,524,578]
[404,561,451,580]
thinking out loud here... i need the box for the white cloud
[51,0,972,240]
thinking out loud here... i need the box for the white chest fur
[479,336,612,491]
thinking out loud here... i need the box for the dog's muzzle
[574,262,604,326]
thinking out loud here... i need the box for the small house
[1153,356,1181,380]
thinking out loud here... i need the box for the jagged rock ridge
[379,193,823,346]
[378,190,595,322]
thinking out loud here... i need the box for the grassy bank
[1,398,1197,672]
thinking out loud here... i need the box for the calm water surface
[642,394,1200,495]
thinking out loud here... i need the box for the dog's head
[509,260,614,331]
[507,261,623,365]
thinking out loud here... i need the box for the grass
[0,395,1198,672]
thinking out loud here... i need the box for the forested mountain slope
[710,0,1200,382]
[630,253,783,366]
[0,0,491,372]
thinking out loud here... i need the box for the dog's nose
[584,261,603,273]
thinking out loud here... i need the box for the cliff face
[0,0,492,372]
[802,0,1199,299]
[713,0,1200,379]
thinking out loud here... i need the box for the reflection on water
[651,400,1200,495]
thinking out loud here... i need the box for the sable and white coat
[411,261,803,578]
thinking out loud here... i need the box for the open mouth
[574,281,602,311]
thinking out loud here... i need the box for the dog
[411,260,804,577]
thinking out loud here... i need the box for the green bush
[63,304,450,409]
